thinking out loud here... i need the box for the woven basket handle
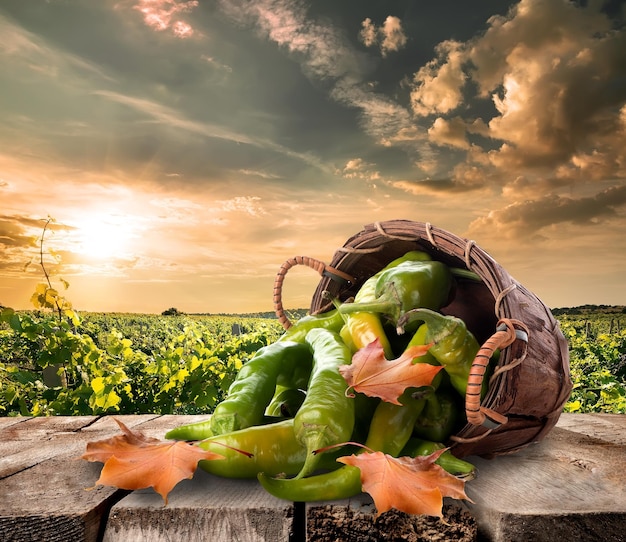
[465,318,529,428]
[273,256,355,330]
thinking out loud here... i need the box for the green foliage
[0,309,283,416]
[559,313,626,414]
[3,307,625,416]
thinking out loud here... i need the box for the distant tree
[162,307,183,316]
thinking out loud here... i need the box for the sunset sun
[71,215,136,261]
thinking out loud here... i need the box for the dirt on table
[307,502,477,542]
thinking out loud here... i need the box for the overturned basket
[273,219,572,458]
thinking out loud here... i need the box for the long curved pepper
[292,328,355,479]
[210,341,312,435]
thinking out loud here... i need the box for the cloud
[130,0,199,38]
[201,55,233,74]
[380,16,407,56]
[340,158,381,184]
[359,18,377,48]
[330,82,425,151]
[359,16,407,57]
[237,169,282,180]
[410,39,467,116]
[0,13,114,84]
[428,117,469,149]
[217,196,267,217]
[468,184,626,240]
[391,179,449,195]
[91,90,332,173]
[0,215,39,248]
[0,215,78,278]
[408,0,626,183]
[220,0,428,158]
[221,0,363,81]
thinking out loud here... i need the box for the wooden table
[1,413,624,542]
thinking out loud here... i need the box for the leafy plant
[560,315,626,414]
[0,309,282,416]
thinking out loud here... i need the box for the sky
[1,0,625,315]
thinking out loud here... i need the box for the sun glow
[71,214,137,261]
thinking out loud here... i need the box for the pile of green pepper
[166,250,490,503]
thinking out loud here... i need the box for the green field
[1,306,625,417]
[553,306,626,414]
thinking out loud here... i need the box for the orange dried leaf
[82,418,161,463]
[338,449,471,518]
[82,418,223,503]
[338,339,442,404]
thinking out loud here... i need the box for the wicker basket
[273,219,572,458]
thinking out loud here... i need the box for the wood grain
[463,415,626,541]
[102,471,294,542]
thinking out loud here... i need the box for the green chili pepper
[338,260,453,327]
[398,308,483,398]
[165,414,290,441]
[275,347,313,390]
[400,438,476,479]
[338,274,394,358]
[364,387,431,457]
[339,324,356,352]
[258,430,478,503]
[412,387,462,443]
[210,341,312,435]
[265,387,307,418]
[258,318,446,502]
[405,321,439,364]
[333,251,434,358]
[256,395,422,503]
[385,250,434,265]
[293,328,355,479]
[364,322,443,455]
[197,419,310,478]
[258,461,362,502]
[258,380,436,501]
[351,391,380,443]
[376,260,454,312]
[277,309,345,344]
[165,417,216,441]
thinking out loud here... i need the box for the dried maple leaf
[338,449,471,518]
[82,418,223,504]
[338,339,442,404]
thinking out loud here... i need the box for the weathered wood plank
[0,417,27,431]
[555,412,626,445]
[102,470,294,542]
[0,414,195,542]
[0,416,99,478]
[463,415,626,542]
[0,457,123,542]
